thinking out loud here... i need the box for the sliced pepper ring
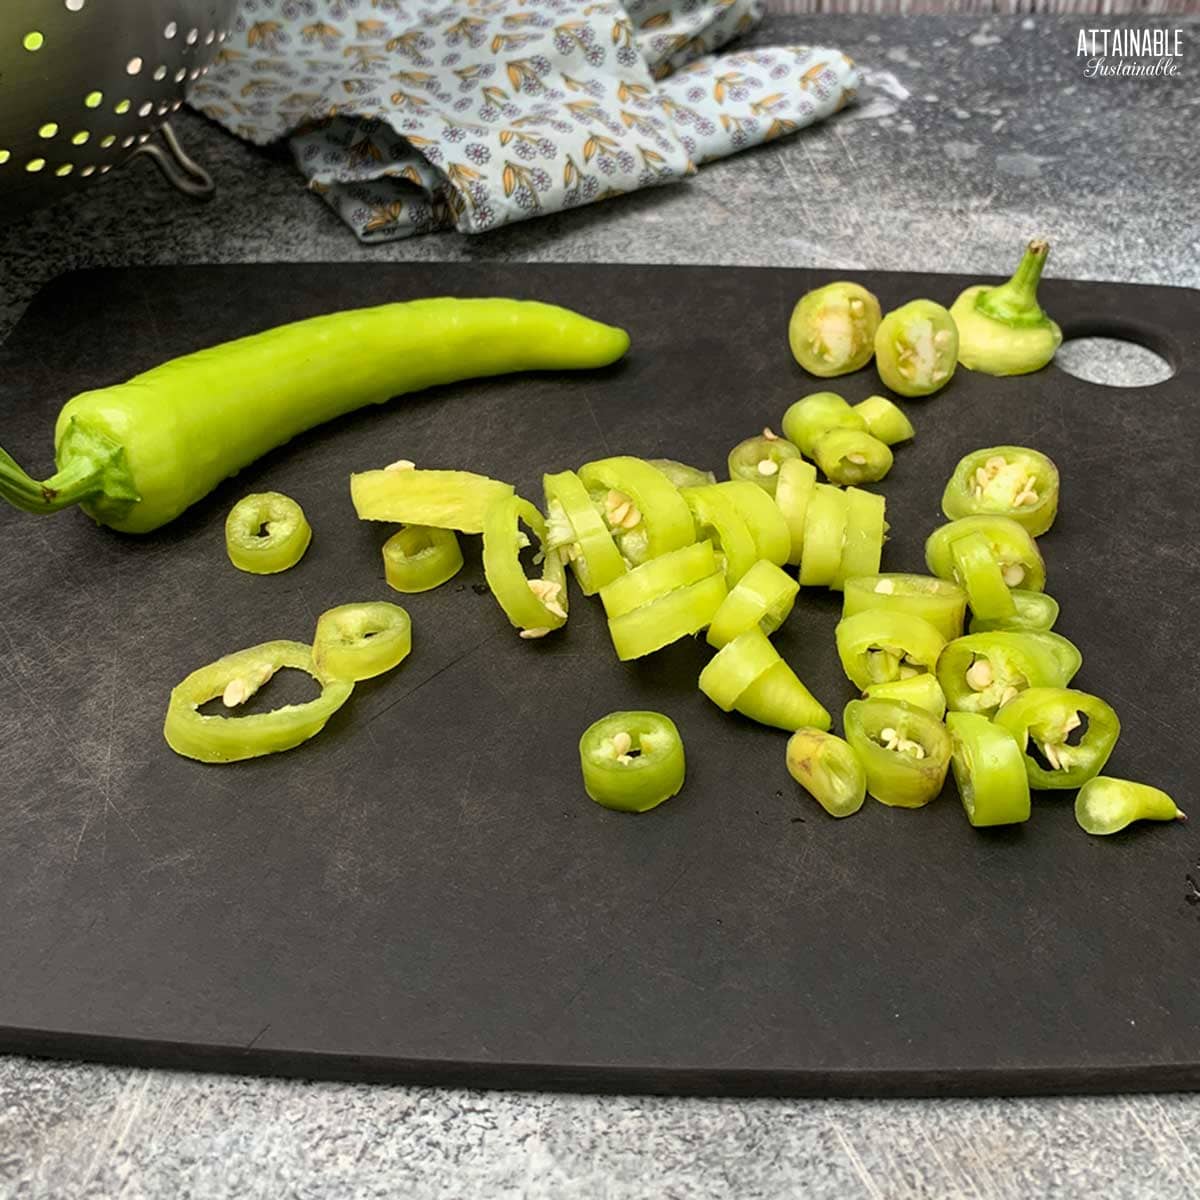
[813,429,893,487]
[648,458,716,490]
[599,540,718,619]
[835,609,946,690]
[714,481,791,567]
[798,483,848,587]
[832,486,886,590]
[925,515,1046,594]
[781,392,867,457]
[936,630,1068,717]
[947,711,1031,827]
[382,525,463,594]
[843,697,952,808]
[163,640,353,764]
[313,602,413,682]
[994,686,1120,790]
[482,495,568,635]
[680,486,758,586]
[863,673,947,720]
[948,531,1017,621]
[543,468,626,596]
[941,445,1060,537]
[706,559,799,649]
[351,467,514,534]
[969,588,1060,634]
[607,570,727,661]
[578,456,695,565]
[774,458,818,567]
[842,573,967,643]
[852,395,914,446]
[785,729,866,818]
[225,492,312,575]
[726,434,803,495]
[579,710,686,813]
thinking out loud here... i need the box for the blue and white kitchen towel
[189,0,859,241]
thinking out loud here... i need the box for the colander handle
[132,122,215,200]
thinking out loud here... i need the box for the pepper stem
[977,239,1052,327]
[0,446,104,514]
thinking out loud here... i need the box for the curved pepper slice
[351,466,514,534]
[607,571,727,660]
[578,456,695,566]
[813,429,893,487]
[1075,776,1185,836]
[579,710,686,813]
[727,433,803,496]
[774,458,818,567]
[707,559,799,649]
[482,495,568,637]
[681,486,758,586]
[799,483,848,587]
[543,469,626,596]
[225,492,312,575]
[833,486,887,590]
[714,481,791,567]
[994,687,1120,790]
[835,609,946,690]
[649,458,716,490]
[948,532,1017,621]
[1020,630,1082,684]
[864,673,947,720]
[699,627,829,731]
[969,588,1059,634]
[600,541,718,619]
[852,395,914,445]
[937,631,1071,717]
[947,711,1031,827]
[781,392,867,457]
[313,602,413,682]
[163,640,353,764]
[786,729,866,818]
[843,698,952,808]
[842,573,966,642]
[382,526,463,593]
[942,445,1060,537]
[925,516,1046,595]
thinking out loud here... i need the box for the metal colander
[0,0,238,222]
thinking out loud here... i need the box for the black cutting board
[1,263,1198,1098]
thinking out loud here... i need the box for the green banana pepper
[832,486,887,589]
[382,526,463,593]
[543,468,626,596]
[874,299,959,397]
[352,465,514,534]
[1,299,628,533]
[774,458,818,567]
[714,481,791,567]
[787,281,882,377]
[706,559,799,649]
[942,446,1060,537]
[863,674,947,720]
[482,495,568,638]
[579,710,686,813]
[937,631,1076,717]
[843,698,952,808]
[1075,776,1185,836]
[648,459,716,490]
[798,483,848,588]
[681,485,759,586]
[994,687,1120,790]
[224,491,312,575]
[312,602,413,683]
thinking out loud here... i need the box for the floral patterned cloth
[189,0,858,241]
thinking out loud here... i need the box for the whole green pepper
[994,687,1120,790]
[0,299,630,533]
[941,446,1060,537]
[874,299,959,397]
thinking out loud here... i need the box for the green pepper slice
[947,711,1031,827]
[786,729,866,818]
[852,395,914,446]
[382,526,463,594]
[707,559,799,649]
[874,299,959,398]
[1021,631,1082,684]
[543,469,626,596]
[649,459,716,490]
[607,570,727,661]
[578,456,695,566]
[813,429,893,486]
[681,486,758,586]
[351,466,514,534]
[774,458,818,567]
[841,573,967,643]
[994,687,1120,790]
[948,532,1017,621]
[714,481,791,568]
[835,610,946,690]
[843,698,952,808]
[727,433,804,496]
[941,446,1060,537]
[863,674,947,720]
[600,541,718,619]
[969,589,1060,634]
[482,495,568,637]
[313,602,413,683]
[225,492,312,575]
[163,640,354,764]
[832,487,887,590]
[798,483,848,587]
[1075,776,1185,836]
[699,627,830,731]
[579,710,686,813]
[937,631,1073,717]
[925,516,1046,594]
[781,392,867,457]
[787,282,882,377]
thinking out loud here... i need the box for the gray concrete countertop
[3,13,1198,1198]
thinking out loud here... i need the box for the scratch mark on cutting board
[584,393,612,456]
[830,1120,885,1200]
[244,1022,272,1050]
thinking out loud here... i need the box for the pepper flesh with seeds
[787,281,882,377]
[543,469,626,596]
[842,573,966,642]
[579,710,686,813]
[937,630,1075,717]
[482,495,568,635]
[163,640,353,764]
[874,299,959,398]
[225,491,312,575]
[947,711,1031,827]
[786,729,866,818]
[781,392,867,457]
[352,467,514,534]
[835,609,946,690]
[313,602,413,682]
[707,559,799,649]
[994,686,1120,790]
[1074,776,1185,836]
[942,446,1060,537]
[1,299,628,534]
[843,697,952,808]
[382,526,463,593]
[726,434,803,496]
[578,456,695,566]
[813,429,893,486]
